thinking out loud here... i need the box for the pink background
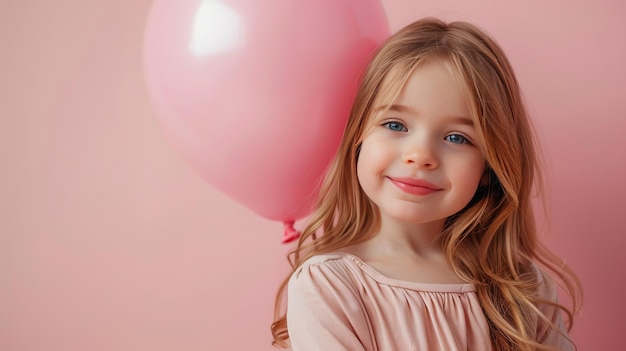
[2,0,624,350]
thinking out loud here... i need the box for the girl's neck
[342,216,465,284]
[346,215,447,261]
[373,215,446,258]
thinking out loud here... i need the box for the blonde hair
[271,17,581,351]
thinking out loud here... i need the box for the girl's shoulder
[291,252,361,281]
[287,252,366,307]
[528,262,559,301]
[297,252,351,266]
[289,252,377,295]
[293,251,388,281]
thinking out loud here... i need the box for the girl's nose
[402,143,438,169]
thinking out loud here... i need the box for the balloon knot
[282,221,301,244]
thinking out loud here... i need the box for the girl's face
[356,58,485,227]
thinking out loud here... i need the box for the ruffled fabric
[287,252,573,351]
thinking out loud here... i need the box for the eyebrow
[375,104,418,115]
[375,104,474,126]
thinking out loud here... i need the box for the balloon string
[282,221,301,244]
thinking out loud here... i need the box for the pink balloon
[143,0,389,239]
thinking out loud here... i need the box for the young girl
[271,17,581,351]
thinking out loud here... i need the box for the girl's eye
[382,121,407,132]
[445,134,469,144]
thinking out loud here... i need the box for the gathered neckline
[333,252,477,293]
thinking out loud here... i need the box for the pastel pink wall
[1,0,623,350]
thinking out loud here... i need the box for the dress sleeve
[286,258,374,351]
[535,268,576,351]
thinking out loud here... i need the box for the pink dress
[286,252,573,351]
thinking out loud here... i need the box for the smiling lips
[388,177,442,195]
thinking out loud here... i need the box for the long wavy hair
[271,18,581,351]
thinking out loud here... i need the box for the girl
[271,18,581,351]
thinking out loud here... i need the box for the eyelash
[444,134,470,145]
[381,121,473,145]
[382,121,407,132]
